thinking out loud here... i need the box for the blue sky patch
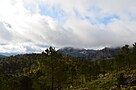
[97,15,120,25]
[88,5,101,13]
[73,8,82,19]
[84,16,97,25]
[39,3,67,24]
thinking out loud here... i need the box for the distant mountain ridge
[0,47,121,60]
[58,47,121,60]
[0,52,18,56]
[0,55,5,57]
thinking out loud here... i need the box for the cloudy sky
[0,0,136,53]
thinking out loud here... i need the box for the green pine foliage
[0,43,136,90]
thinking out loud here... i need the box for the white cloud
[0,0,136,53]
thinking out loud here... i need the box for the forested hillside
[0,43,136,90]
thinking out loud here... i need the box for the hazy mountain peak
[58,47,120,60]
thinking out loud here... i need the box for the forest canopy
[0,43,136,90]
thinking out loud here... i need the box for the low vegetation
[0,43,136,90]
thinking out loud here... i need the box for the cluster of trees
[0,43,136,90]
[0,54,42,73]
[114,43,136,70]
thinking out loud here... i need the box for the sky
[0,0,136,53]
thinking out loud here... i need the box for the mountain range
[0,47,121,60]
[58,47,121,60]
